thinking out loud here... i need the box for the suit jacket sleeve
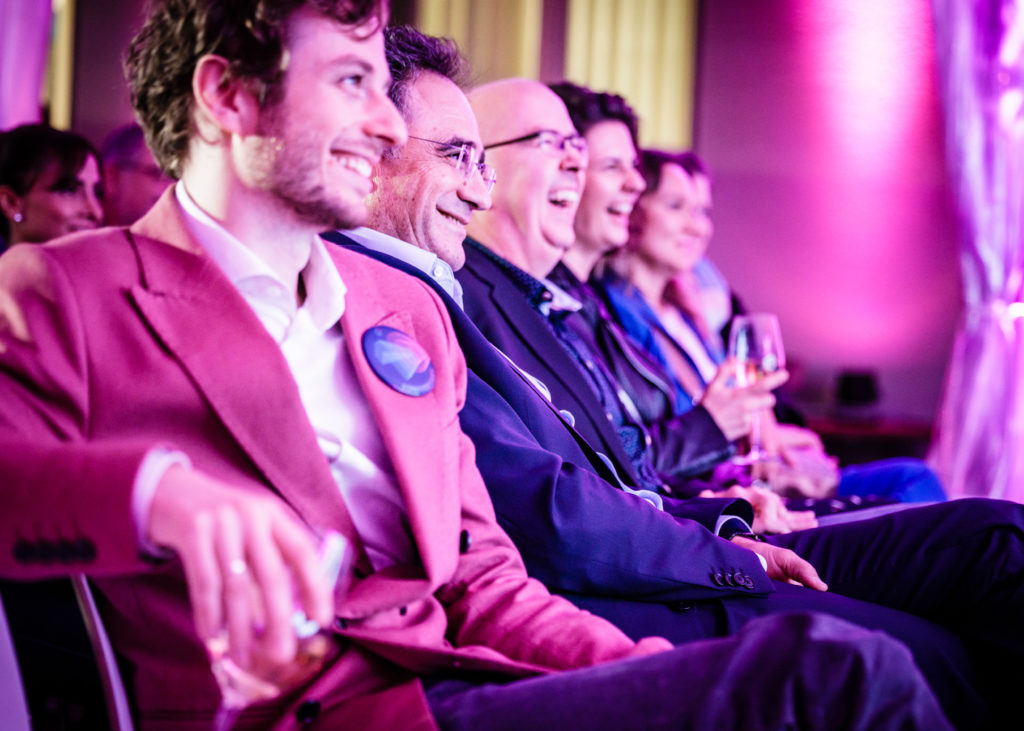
[459,371,771,602]
[0,243,155,577]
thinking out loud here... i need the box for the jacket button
[335,618,347,630]
[75,538,97,562]
[58,540,77,564]
[295,699,321,724]
[36,539,57,564]
[459,530,472,554]
[399,606,407,616]
[12,539,35,564]
[723,572,736,586]
[712,571,725,586]
[670,601,694,613]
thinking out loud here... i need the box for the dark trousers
[424,612,950,730]
[567,499,1024,729]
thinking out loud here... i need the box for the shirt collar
[175,181,346,332]
[342,226,462,307]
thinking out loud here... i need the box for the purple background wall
[694,0,961,422]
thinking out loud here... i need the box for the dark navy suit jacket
[323,231,770,602]
[457,240,734,490]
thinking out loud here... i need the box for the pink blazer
[0,191,638,729]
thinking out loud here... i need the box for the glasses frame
[483,129,588,155]
[406,135,497,192]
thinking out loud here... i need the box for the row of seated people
[2,3,1023,728]
[0,121,171,253]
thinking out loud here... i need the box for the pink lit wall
[694,0,962,421]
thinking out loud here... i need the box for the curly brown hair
[126,0,385,179]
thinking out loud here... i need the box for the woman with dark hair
[0,124,104,248]
[606,148,946,507]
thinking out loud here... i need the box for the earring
[12,213,22,223]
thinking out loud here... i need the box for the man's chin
[294,200,368,233]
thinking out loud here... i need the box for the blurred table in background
[805,416,933,467]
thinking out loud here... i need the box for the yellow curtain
[565,0,697,148]
[418,0,543,82]
[415,0,696,148]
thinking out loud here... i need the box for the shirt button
[295,699,321,724]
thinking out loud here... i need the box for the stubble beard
[251,113,369,232]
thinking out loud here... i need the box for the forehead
[584,120,637,159]
[499,84,576,139]
[657,163,695,195]
[404,72,481,142]
[284,7,388,75]
[691,173,712,203]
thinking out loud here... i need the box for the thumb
[708,360,738,391]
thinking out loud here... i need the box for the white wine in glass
[728,313,785,463]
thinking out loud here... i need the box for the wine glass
[728,313,785,464]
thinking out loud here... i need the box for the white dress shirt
[167,184,416,570]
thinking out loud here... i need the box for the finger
[759,369,789,390]
[744,393,777,412]
[179,510,222,642]
[787,510,819,531]
[245,510,300,666]
[214,508,255,667]
[785,556,828,591]
[273,515,334,628]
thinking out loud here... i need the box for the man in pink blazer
[0,0,948,728]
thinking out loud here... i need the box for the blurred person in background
[0,124,103,249]
[100,123,172,225]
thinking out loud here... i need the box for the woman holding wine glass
[600,148,945,510]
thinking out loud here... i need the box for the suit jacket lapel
[125,191,359,545]
[467,249,636,470]
[329,247,459,586]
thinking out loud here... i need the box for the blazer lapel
[331,249,459,585]
[125,193,359,545]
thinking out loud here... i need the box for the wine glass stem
[750,409,763,457]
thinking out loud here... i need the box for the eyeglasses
[484,129,589,156]
[407,136,497,193]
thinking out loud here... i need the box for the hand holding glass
[728,313,785,463]
[209,531,350,730]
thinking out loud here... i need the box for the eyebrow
[444,137,480,151]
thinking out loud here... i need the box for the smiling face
[368,71,491,269]
[632,162,711,275]
[469,80,588,278]
[5,154,104,244]
[244,8,407,231]
[573,120,645,256]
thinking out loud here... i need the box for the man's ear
[191,55,262,140]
